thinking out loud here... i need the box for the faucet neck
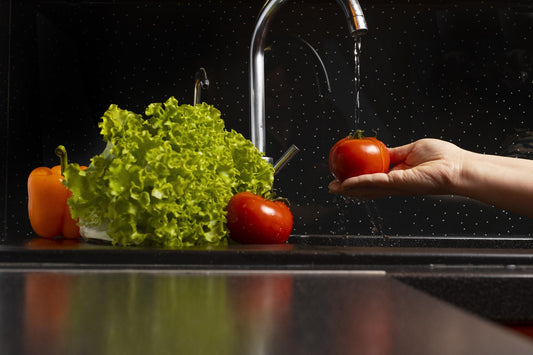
[249,0,288,157]
[249,0,367,158]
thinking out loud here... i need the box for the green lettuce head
[64,97,274,247]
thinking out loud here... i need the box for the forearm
[453,151,533,218]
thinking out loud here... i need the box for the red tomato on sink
[329,130,390,182]
[226,192,293,244]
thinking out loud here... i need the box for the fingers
[329,173,397,199]
[328,179,343,193]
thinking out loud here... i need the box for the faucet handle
[273,144,300,175]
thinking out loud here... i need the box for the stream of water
[352,37,386,237]
[353,38,362,129]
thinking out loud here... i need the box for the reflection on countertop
[1,269,533,355]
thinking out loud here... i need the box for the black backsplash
[2,0,532,241]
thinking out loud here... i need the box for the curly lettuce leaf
[64,97,274,247]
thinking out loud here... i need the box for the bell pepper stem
[54,145,68,176]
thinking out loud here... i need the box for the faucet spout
[249,0,367,162]
[338,0,368,37]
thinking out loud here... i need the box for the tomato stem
[54,145,68,176]
[350,129,365,139]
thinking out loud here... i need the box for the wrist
[449,149,479,197]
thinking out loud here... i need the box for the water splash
[336,196,386,237]
[364,200,386,237]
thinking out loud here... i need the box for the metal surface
[193,67,209,105]
[273,144,300,175]
[1,269,532,355]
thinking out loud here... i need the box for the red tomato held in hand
[226,192,293,244]
[329,130,390,182]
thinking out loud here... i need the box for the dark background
[1,0,532,241]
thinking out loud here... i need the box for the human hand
[328,139,466,199]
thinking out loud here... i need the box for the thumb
[388,142,415,165]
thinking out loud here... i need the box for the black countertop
[2,234,533,325]
[2,269,533,355]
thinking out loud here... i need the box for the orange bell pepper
[27,145,85,239]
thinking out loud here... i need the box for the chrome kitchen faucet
[249,0,368,164]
